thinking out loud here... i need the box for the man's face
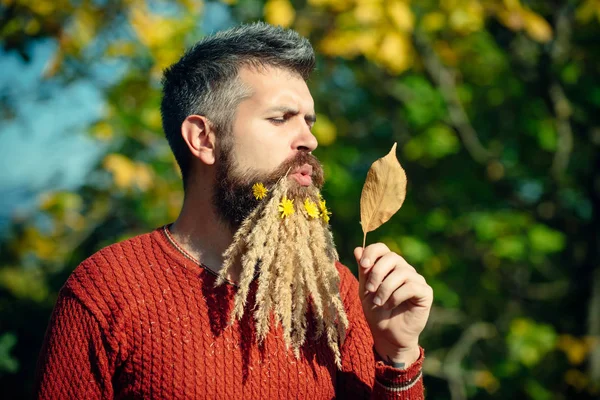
[229,65,319,179]
[212,67,346,362]
[213,66,323,229]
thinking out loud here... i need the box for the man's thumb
[354,246,367,290]
[354,246,364,266]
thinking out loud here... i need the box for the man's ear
[181,115,216,165]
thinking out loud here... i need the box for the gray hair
[160,22,316,188]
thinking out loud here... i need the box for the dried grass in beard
[289,216,315,357]
[324,227,339,263]
[295,208,326,338]
[262,234,285,333]
[252,215,282,343]
[308,218,349,369]
[229,182,288,323]
[309,218,348,329]
[290,261,307,357]
[216,205,262,287]
[273,217,297,347]
[217,178,348,368]
[253,244,277,343]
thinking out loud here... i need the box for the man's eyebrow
[266,106,297,114]
[266,106,317,124]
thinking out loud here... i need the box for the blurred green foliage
[1,0,599,399]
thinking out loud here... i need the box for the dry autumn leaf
[360,143,407,248]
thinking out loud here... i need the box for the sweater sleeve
[335,263,425,399]
[34,290,116,400]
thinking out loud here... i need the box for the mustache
[264,151,324,189]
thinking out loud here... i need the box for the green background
[1,0,599,398]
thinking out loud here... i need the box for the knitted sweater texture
[35,226,425,399]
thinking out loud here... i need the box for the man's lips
[290,164,313,186]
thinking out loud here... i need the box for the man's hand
[354,243,433,368]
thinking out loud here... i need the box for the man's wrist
[373,344,420,369]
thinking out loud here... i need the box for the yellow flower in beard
[252,182,269,200]
[303,198,320,219]
[319,198,331,223]
[278,196,295,218]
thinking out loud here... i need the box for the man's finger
[353,246,364,266]
[357,243,390,272]
[383,282,434,310]
[364,252,401,293]
[370,268,411,306]
[354,246,367,294]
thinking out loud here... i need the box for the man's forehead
[238,64,299,83]
[237,65,314,110]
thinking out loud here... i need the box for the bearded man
[35,22,433,399]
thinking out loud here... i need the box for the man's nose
[292,120,318,153]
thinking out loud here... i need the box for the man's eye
[269,118,286,124]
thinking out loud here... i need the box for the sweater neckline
[151,224,240,288]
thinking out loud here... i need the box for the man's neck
[169,193,241,282]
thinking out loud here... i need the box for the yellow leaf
[422,12,446,32]
[105,41,137,57]
[25,18,41,35]
[92,121,114,141]
[141,108,162,130]
[434,40,459,66]
[522,10,553,43]
[0,267,49,302]
[312,114,337,146]
[130,5,188,56]
[564,369,588,390]
[375,31,412,74]
[354,1,383,24]
[135,163,154,191]
[473,370,500,393]
[70,8,97,49]
[180,0,204,14]
[387,0,414,32]
[320,29,379,58]
[576,0,600,23]
[360,143,407,247]
[497,9,524,31]
[20,227,58,261]
[29,0,57,17]
[104,154,135,189]
[308,0,351,12]
[167,191,184,220]
[502,0,521,9]
[448,1,484,34]
[557,334,594,365]
[103,154,153,191]
[264,0,296,28]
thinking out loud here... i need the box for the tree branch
[423,322,497,400]
[413,32,494,164]
[548,9,574,182]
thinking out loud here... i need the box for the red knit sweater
[35,226,425,399]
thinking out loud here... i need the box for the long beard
[215,174,348,369]
[213,147,325,230]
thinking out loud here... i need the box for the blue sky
[0,2,235,236]
[0,40,105,233]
